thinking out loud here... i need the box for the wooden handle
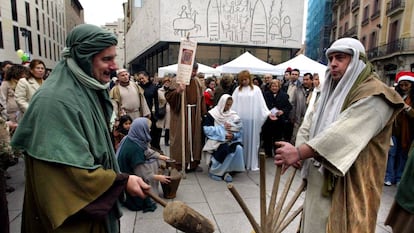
[228,184,263,233]
[259,152,267,233]
[145,190,168,207]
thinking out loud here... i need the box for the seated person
[117,117,170,212]
[202,94,245,182]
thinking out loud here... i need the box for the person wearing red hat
[385,71,414,185]
[385,71,414,232]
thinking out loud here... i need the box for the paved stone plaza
[7,143,396,233]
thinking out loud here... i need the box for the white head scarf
[209,94,238,126]
[310,38,367,138]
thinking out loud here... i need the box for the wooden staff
[274,181,306,231]
[267,165,282,231]
[259,152,267,233]
[228,184,263,233]
[181,89,186,178]
[275,205,303,233]
[270,168,297,232]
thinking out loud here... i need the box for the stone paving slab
[7,142,396,233]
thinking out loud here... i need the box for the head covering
[311,37,369,138]
[60,24,117,90]
[65,24,117,77]
[116,68,128,75]
[126,117,152,150]
[209,94,239,126]
[12,24,118,171]
[326,37,365,57]
[396,71,414,83]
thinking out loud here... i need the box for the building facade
[0,0,84,69]
[124,0,305,76]
[305,0,333,65]
[330,0,414,85]
[102,18,125,69]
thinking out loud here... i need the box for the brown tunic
[165,77,206,169]
[22,156,128,233]
[325,77,404,233]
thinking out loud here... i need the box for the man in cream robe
[274,38,404,233]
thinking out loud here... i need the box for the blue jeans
[384,136,397,183]
[385,136,409,183]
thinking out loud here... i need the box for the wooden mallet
[146,190,215,233]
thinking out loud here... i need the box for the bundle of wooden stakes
[227,152,306,233]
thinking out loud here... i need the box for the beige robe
[165,77,206,168]
[109,82,150,119]
[296,76,404,233]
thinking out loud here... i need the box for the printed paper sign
[176,38,197,85]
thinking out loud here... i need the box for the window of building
[197,45,220,66]
[13,26,20,50]
[162,48,169,65]
[373,0,380,12]
[220,46,246,64]
[42,13,45,32]
[268,49,289,65]
[49,40,52,59]
[27,30,33,53]
[369,31,377,49]
[53,43,56,61]
[36,8,40,30]
[44,38,47,58]
[51,1,54,19]
[363,5,369,20]
[37,34,42,56]
[361,5,369,26]
[25,2,31,26]
[353,13,358,27]
[48,18,50,37]
[388,20,399,43]
[52,22,55,40]
[362,36,366,48]
[11,0,18,21]
[345,22,349,32]
[0,22,3,49]
[41,0,44,10]
[54,5,57,21]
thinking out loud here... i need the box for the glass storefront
[131,42,296,76]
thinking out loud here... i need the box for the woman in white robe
[231,70,275,171]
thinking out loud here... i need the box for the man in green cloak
[11,24,150,233]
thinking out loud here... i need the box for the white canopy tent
[158,63,221,77]
[273,54,328,81]
[215,52,279,75]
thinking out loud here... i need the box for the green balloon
[21,53,30,62]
